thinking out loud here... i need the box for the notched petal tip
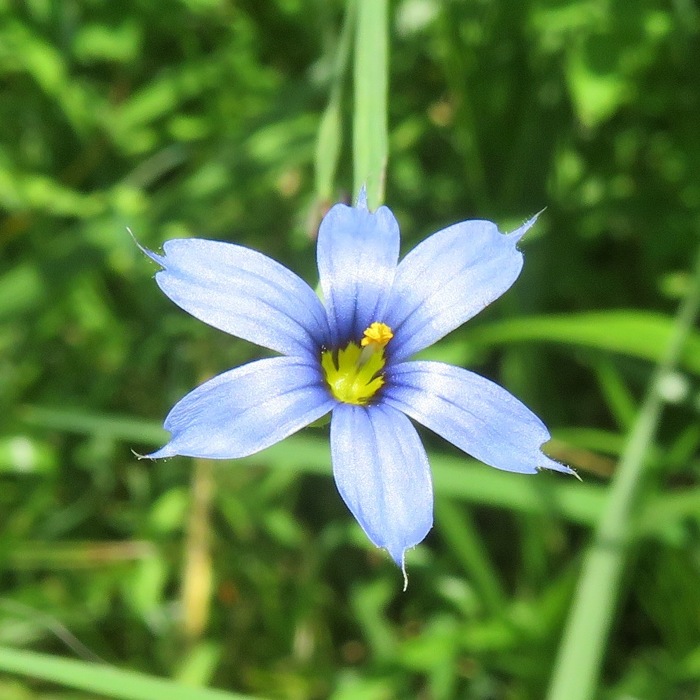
[380,543,411,591]
[386,547,410,591]
[129,227,165,267]
[538,449,579,478]
[385,362,578,477]
[146,358,334,461]
[147,448,172,460]
[383,545,419,591]
[330,404,432,583]
[131,446,171,461]
[508,210,544,244]
[356,185,368,210]
[133,444,177,460]
[317,192,400,343]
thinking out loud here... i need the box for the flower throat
[321,322,393,405]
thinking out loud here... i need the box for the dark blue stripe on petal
[384,216,538,362]
[317,201,400,345]
[330,402,433,568]
[148,357,334,459]
[384,360,575,476]
[147,238,330,357]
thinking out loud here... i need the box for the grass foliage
[2,0,700,698]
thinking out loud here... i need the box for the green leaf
[0,646,260,700]
[468,311,700,375]
[315,0,355,202]
[353,0,388,208]
[546,246,700,700]
[19,403,700,541]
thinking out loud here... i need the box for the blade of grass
[546,244,700,700]
[0,646,258,700]
[7,541,154,569]
[590,358,638,432]
[180,457,214,644]
[353,0,388,207]
[19,405,168,444]
[435,3,490,208]
[435,500,507,614]
[22,405,700,535]
[315,0,355,203]
[467,310,700,375]
[18,405,604,525]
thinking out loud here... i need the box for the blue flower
[144,192,575,571]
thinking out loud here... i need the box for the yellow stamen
[322,322,393,405]
[360,322,393,348]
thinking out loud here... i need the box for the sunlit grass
[2,0,700,698]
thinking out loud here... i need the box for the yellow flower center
[321,322,393,405]
[360,321,394,347]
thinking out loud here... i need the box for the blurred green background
[2,0,700,698]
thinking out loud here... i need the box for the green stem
[546,244,700,700]
[435,4,491,209]
[314,0,355,202]
[353,0,388,208]
[0,646,254,700]
[436,500,507,614]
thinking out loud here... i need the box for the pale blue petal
[330,403,433,566]
[317,199,400,345]
[145,239,330,357]
[384,215,538,362]
[148,357,334,459]
[384,361,575,476]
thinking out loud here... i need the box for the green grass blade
[19,404,168,444]
[353,0,388,207]
[19,403,700,541]
[546,245,700,700]
[0,646,260,700]
[315,0,355,202]
[435,500,507,614]
[19,404,604,525]
[468,310,700,375]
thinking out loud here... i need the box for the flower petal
[148,357,334,459]
[145,238,330,357]
[317,194,400,346]
[330,402,433,566]
[384,361,575,475]
[384,216,537,362]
